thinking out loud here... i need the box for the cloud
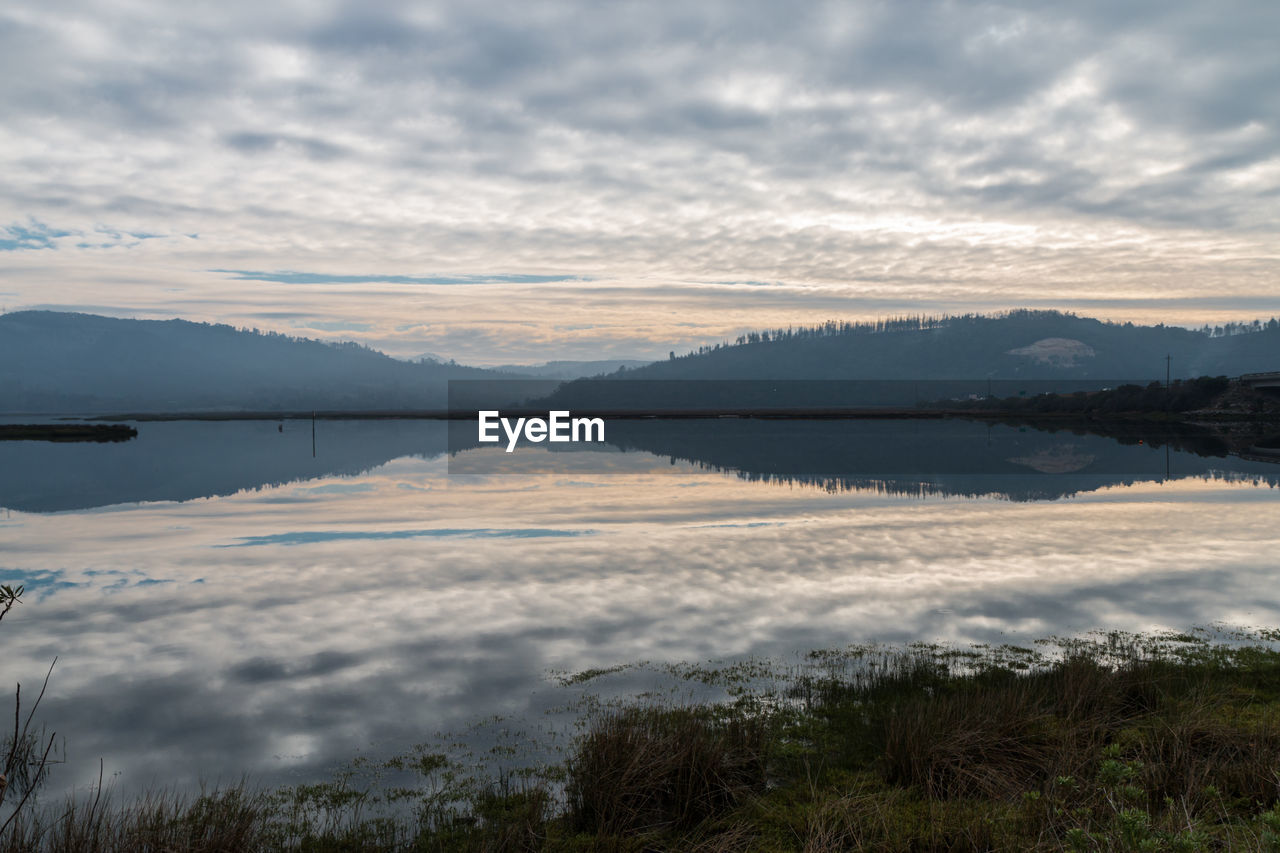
[0,219,72,250]
[7,460,1280,795]
[219,527,597,547]
[0,0,1276,359]
[223,132,349,161]
[215,270,590,285]
[1,218,165,251]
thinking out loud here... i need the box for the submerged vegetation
[7,629,1280,851]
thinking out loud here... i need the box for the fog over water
[2,418,1279,798]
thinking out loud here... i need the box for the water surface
[2,417,1278,797]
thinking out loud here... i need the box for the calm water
[2,417,1279,797]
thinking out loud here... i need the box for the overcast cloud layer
[2,0,1278,362]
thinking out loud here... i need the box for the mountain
[0,311,512,413]
[405,351,452,364]
[7,309,1277,415]
[490,359,654,379]
[615,311,1280,381]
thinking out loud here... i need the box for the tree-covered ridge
[0,311,509,413]
[627,310,1280,380]
[730,311,969,348]
[1198,318,1280,337]
[678,310,1280,360]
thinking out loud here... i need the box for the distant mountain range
[3,309,1278,414]
[489,359,654,380]
[407,353,653,379]
[0,311,510,413]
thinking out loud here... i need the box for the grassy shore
[6,630,1280,851]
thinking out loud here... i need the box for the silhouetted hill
[618,311,1280,381]
[0,311,510,413]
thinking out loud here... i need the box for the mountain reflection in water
[6,416,1270,512]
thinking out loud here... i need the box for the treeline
[731,313,957,347]
[664,309,1280,364]
[1198,318,1280,337]
[226,323,386,357]
[0,311,504,413]
[676,311,1029,361]
[947,376,1236,415]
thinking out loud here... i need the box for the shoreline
[8,628,1280,850]
[28,407,1280,425]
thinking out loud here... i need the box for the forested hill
[618,311,1280,380]
[0,311,507,413]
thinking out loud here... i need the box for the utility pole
[1166,354,1171,388]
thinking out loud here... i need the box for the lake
[2,416,1279,798]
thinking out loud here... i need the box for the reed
[4,629,1280,851]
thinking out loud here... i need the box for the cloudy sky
[2,0,1277,363]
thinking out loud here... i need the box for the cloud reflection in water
[1,424,1278,800]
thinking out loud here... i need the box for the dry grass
[1,786,266,853]
[565,704,770,839]
[872,654,1280,814]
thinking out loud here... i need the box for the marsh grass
[6,628,1280,851]
[565,705,771,838]
[0,786,265,853]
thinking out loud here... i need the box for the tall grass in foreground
[5,629,1280,851]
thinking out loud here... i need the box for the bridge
[1240,371,1280,390]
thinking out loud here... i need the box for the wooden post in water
[312,411,316,457]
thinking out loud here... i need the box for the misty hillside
[491,359,654,379]
[617,311,1280,381]
[0,311,506,413]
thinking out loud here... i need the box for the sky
[1,0,1278,364]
